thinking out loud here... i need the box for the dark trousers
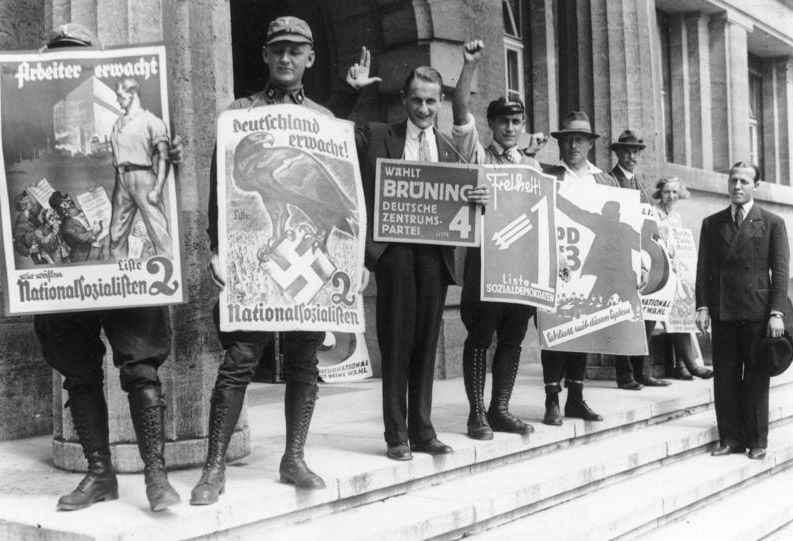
[712,320,770,449]
[375,244,448,446]
[460,248,534,350]
[34,306,171,394]
[541,350,587,384]
[212,303,322,388]
[615,319,656,384]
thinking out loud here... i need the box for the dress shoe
[411,438,453,455]
[637,376,671,387]
[711,444,745,456]
[386,443,413,461]
[748,448,767,460]
[673,363,694,380]
[618,381,644,391]
[689,366,713,379]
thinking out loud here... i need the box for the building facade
[0,0,792,443]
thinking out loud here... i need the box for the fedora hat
[610,129,646,151]
[551,111,599,139]
[751,298,793,377]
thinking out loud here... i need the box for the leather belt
[118,164,152,172]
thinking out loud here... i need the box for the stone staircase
[3,369,793,540]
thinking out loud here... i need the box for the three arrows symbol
[492,213,532,250]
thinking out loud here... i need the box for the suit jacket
[611,165,651,203]
[540,163,619,188]
[356,121,462,281]
[695,204,789,321]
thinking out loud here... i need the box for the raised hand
[463,39,484,64]
[346,46,383,90]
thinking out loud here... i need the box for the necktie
[503,149,518,164]
[735,204,744,229]
[418,130,431,162]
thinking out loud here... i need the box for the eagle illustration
[233,132,359,255]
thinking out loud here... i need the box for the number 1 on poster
[530,195,550,289]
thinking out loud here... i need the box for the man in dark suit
[356,66,488,460]
[696,161,789,460]
[609,130,670,390]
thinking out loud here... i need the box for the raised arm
[453,39,484,126]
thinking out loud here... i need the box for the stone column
[46,1,249,472]
[762,57,793,185]
[709,11,752,173]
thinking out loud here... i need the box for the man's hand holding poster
[480,165,558,310]
[374,159,480,246]
[0,45,183,315]
[216,104,366,333]
[639,204,677,320]
[538,182,648,355]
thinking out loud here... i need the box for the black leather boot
[487,346,533,435]
[564,380,603,421]
[57,388,118,511]
[543,383,563,426]
[129,386,181,511]
[463,343,493,440]
[190,386,246,505]
[279,381,326,489]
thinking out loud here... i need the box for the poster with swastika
[216,104,366,332]
[480,164,558,309]
[373,159,480,246]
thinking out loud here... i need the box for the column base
[52,426,251,473]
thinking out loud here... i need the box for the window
[503,0,524,103]
[748,55,764,179]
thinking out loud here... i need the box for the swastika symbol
[268,230,336,304]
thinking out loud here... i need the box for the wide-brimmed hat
[751,299,793,377]
[551,111,599,139]
[265,16,313,47]
[610,129,646,151]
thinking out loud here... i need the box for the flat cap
[46,23,98,49]
[265,16,313,47]
[487,97,525,119]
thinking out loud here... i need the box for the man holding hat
[609,130,671,391]
[696,161,789,460]
[33,22,182,513]
[539,111,618,426]
[450,39,535,440]
[195,16,379,502]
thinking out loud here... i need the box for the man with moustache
[540,111,618,426]
[696,161,789,460]
[356,61,489,460]
[609,130,671,391]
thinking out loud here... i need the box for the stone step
[250,384,793,541]
[3,371,791,540]
[471,422,793,541]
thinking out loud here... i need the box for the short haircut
[117,77,140,94]
[652,176,690,201]
[729,160,761,182]
[402,66,443,94]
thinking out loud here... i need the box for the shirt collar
[490,140,519,158]
[617,164,634,180]
[559,159,602,177]
[406,119,434,141]
[263,81,305,105]
[733,199,754,216]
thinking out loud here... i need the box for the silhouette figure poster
[216,104,365,332]
[0,44,184,315]
[538,182,648,355]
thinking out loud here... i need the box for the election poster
[480,164,558,310]
[0,45,184,315]
[216,104,365,333]
[317,331,373,383]
[374,159,480,246]
[538,182,647,355]
[639,204,677,321]
[664,226,698,333]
